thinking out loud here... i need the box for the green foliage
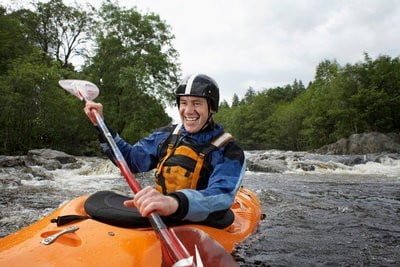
[296,55,400,149]
[90,1,179,101]
[219,99,229,109]
[217,80,306,150]
[1,1,399,154]
[0,6,34,74]
[12,0,94,67]
[0,51,92,154]
[231,94,240,107]
[83,1,177,143]
[0,1,178,155]
[217,55,400,151]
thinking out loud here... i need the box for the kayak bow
[0,187,262,266]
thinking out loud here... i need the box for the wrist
[167,196,179,215]
[167,192,188,219]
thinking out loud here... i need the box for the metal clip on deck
[41,226,79,245]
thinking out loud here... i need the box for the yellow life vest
[155,124,233,194]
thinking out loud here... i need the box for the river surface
[1,150,400,266]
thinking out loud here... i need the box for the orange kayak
[0,187,262,266]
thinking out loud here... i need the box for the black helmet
[176,74,220,112]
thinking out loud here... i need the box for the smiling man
[84,73,245,228]
[179,96,209,133]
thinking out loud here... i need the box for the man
[84,74,245,227]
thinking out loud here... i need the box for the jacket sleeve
[99,130,169,173]
[174,141,246,222]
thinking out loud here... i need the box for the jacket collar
[179,123,225,145]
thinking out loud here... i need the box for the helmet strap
[199,106,215,132]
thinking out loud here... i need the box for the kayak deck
[0,187,262,266]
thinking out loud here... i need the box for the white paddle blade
[59,79,99,101]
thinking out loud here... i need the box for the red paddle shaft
[92,110,194,266]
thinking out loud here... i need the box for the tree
[83,1,179,141]
[343,54,400,133]
[15,0,93,68]
[265,99,307,150]
[0,51,92,154]
[4,0,400,154]
[299,60,342,147]
[314,59,340,85]
[292,79,305,95]
[0,6,34,74]
[219,99,230,109]
[363,55,400,130]
[241,87,256,104]
[231,94,240,107]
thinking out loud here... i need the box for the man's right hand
[123,186,179,217]
[84,100,104,125]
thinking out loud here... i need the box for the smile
[185,117,199,121]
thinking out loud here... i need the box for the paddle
[59,79,238,267]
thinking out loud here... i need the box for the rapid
[1,150,399,266]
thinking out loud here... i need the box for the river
[1,150,400,266]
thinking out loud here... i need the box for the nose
[184,102,195,113]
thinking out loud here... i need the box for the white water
[287,157,400,177]
[246,150,400,177]
[1,150,400,266]
[19,158,122,191]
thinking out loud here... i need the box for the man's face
[179,96,210,134]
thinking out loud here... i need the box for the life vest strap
[155,124,234,193]
[212,132,233,147]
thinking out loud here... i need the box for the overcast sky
[4,0,400,121]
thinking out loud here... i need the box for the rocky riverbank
[1,146,399,266]
[246,131,400,174]
[2,131,400,187]
[0,149,85,187]
[315,132,400,154]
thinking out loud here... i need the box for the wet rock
[340,155,367,166]
[62,161,84,170]
[0,168,32,187]
[0,176,23,187]
[247,159,289,173]
[42,160,62,170]
[316,132,400,155]
[295,163,316,171]
[386,132,400,143]
[0,156,26,168]
[246,151,308,173]
[27,149,77,170]
[25,166,53,180]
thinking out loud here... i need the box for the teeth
[185,117,198,121]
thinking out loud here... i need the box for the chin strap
[199,110,215,132]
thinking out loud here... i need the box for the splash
[246,150,400,177]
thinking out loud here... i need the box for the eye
[194,101,204,106]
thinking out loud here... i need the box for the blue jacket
[100,123,245,222]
